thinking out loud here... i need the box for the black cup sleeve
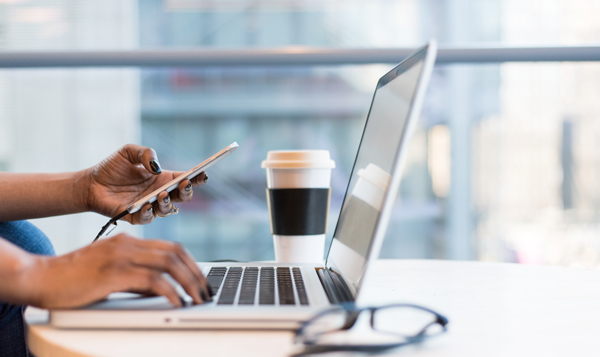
[267,188,330,236]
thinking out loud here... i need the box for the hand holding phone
[127,142,239,214]
[92,142,239,242]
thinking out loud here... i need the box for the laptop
[50,40,437,329]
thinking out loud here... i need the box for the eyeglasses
[293,303,448,356]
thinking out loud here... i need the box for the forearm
[0,171,90,221]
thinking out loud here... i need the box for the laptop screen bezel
[324,41,438,300]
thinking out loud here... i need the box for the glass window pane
[2,0,600,269]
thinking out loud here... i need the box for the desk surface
[26,259,600,357]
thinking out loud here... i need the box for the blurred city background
[1,0,600,268]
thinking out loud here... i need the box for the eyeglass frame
[293,303,449,355]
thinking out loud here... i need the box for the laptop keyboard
[217,267,242,305]
[293,267,309,305]
[206,267,227,292]
[277,267,294,305]
[207,267,309,306]
[239,267,259,305]
[259,267,275,305]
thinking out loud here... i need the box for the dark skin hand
[84,144,208,225]
[0,234,209,309]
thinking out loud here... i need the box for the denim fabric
[0,221,54,357]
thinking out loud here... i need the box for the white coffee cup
[262,150,335,263]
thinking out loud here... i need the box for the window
[2,0,600,268]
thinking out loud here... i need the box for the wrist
[73,168,94,213]
[11,254,48,307]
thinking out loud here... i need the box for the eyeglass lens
[372,306,444,336]
[302,308,349,339]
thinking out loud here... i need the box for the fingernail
[149,160,162,174]
[163,196,170,203]
[147,207,153,214]
[203,174,209,183]
[185,183,192,191]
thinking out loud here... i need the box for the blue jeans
[0,221,54,357]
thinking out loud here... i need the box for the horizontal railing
[1,46,600,68]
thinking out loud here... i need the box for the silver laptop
[50,41,437,329]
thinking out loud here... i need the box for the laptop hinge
[316,268,354,304]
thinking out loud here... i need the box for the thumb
[121,144,162,175]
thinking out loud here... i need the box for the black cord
[92,209,129,243]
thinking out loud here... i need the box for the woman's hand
[11,234,210,309]
[83,144,208,224]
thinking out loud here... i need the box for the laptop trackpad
[84,293,176,310]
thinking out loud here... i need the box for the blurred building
[1,0,600,268]
[474,0,600,268]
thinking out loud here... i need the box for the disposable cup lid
[261,150,335,169]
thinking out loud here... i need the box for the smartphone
[127,142,239,214]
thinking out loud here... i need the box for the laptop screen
[325,45,432,294]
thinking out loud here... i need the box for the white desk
[26,259,600,356]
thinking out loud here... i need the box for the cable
[92,209,129,243]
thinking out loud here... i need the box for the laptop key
[292,267,309,305]
[277,267,295,305]
[217,267,242,305]
[206,267,227,295]
[238,267,259,305]
[259,267,275,305]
